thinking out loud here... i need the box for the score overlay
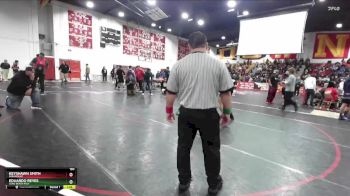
[5,168,77,190]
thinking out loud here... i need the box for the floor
[0,81,349,196]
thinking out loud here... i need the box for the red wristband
[166,106,173,114]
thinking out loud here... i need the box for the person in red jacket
[30,53,48,94]
[135,66,145,95]
[324,81,339,102]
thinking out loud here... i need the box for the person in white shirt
[303,74,317,106]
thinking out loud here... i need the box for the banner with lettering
[270,54,297,59]
[68,10,92,49]
[313,33,350,59]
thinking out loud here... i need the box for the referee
[165,31,233,195]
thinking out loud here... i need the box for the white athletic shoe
[31,106,42,110]
[150,93,153,96]
[142,93,145,95]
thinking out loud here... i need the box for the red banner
[123,25,165,60]
[313,33,350,59]
[68,10,92,49]
[178,39,190,60]
[270,54,297,59]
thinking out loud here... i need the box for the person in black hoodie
[144,68,153,95]
[101,66,108,82]
[5,67,41,110]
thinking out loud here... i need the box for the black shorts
[342,99,350,105]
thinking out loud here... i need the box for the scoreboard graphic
[5,168,77,190]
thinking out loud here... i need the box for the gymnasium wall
[0,0,39,71]
[51,0,179,80]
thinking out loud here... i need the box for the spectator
[12,60,19,74]
[101,66,107,82]
[1,59,11,81]
[304,74,317,106]
[59,61,70,83]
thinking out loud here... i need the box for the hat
[25,67,33,72]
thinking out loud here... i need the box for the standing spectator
[111,65,116,82]
[85,64,90,83]
[126,66,136,95]
[12,60,19,75]
[156,71,160,79]
[5,67,41,110]
[59,61,70,83]
[144,68,153,95]
[303,74,317,106]
[165,32,233,195]
[1,59,11,81]
[135,66,145,95]
[339,76,350,120]
[281,68,298,111]
[102,66,108,82]
[266,72,279,104]
[115,66,125,90]
[30,53,48,94]
[295,77,302,96]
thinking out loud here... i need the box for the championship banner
[100,27,120,48]
[68,10,92,49]
[178,39,190,60]
[270,54,297,59]
[217,47,237,60]
[313,33,350,59]
[123,25,165,61]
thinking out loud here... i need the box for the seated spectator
[5,67,41,110]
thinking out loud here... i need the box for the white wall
[38,5,54,56]
[0,0,39,70]
[51,0,179,80]
[302,31,350,63]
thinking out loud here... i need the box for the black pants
[34,70,45,93]
[304,89,315,106]
[295,86,300,96]
[177,106,221,187]
[145,81,152,93]
[102,74,107,82]
[138,80,144,93]
[85,74,90,82]
[283,91,297,109]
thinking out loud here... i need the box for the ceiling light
[187,18,193,22]
[319,0,325,2]
[86,1,94,8]
[151,23,156,27]
[147,0,156,6]
[243,10,249,16]
[336,23,343,28]
[181,12,189,19]
[216,44,220,48]
[167,28,172,32]
[197,19,205,26]
[159,26,162,29]
[118,11,125,17]
[227,9,235,12]
[227,0,237,8]
[221,36,226,40]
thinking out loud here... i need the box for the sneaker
[178,182,190,193]
[150,93,153,96]
[208,176,223,195]
[339,115,349,121]
[40,92,46,95]
[31,106,42,110]
[142,93,145,95]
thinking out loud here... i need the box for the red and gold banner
[68,10,92,49]
[270,54,297,59]
[313,33,350,59]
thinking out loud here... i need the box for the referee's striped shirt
[167,52,233,109]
